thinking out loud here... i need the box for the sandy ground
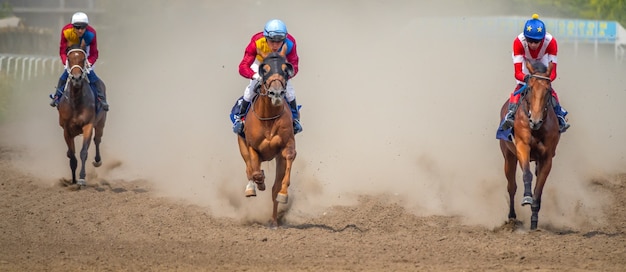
[1,0,625,271]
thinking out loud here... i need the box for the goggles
[265,32,286,42]
[526,38,542,44]
[73,24,87,30]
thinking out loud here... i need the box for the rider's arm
[238,39,258,79]
[512,38,526,82]
[84,26,99,65]
[59,25,71,64]
[545,38,558,81]
[285,34,299,78]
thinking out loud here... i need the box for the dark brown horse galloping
[499,61,560,230]
[237,52,296,227]
[56,44,107,186]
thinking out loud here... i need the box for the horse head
[524,61,553,130]
[258,51,293,106]
[66,44,88,88]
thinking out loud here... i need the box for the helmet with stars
[523,14,546,41]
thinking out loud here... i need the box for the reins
[251,78,286,121]
[66,48,89,83]
[520,74,551,120]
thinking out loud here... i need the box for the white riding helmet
[71,12,89,25]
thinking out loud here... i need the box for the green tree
[0,1,12,19]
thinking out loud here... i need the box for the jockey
[500,14,569,133]
[232,19,302,134]
[49,11,109,111]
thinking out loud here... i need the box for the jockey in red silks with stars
[499,14,570,133]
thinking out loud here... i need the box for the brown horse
[237,52,296,227]
[56,44,107,186]
[499,61,560,230]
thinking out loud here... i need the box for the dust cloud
[1,0,624,229]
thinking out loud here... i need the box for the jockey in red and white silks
[500,14,570,133]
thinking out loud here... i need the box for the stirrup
[233,118,244,134]
[293,119,303,134]
[558,116,570,133]
[100,100,109,111]
[501,113,515,130]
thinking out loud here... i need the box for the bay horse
[499,61,560,230]
[56,44,107,186]
[237,51,296,227]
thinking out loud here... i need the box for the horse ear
[279,44,287,57]
[525,60,535,74]
[283,63,294,78]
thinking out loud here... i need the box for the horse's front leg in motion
[274,146,295,204]
[64,133,78,184]
[238,137,265,197]
[77,125,94,186]
[92,124,104,167]
[515,144,534,206]
[529,159,552,230]
[503,149,518,220]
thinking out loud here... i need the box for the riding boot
[289,99,303,134]
[90,82,109,111]
[500,103,518,130]
[554,103,570,133]
[49,77,65,107]
[233,100,250,134]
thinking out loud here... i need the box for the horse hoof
[77,179,86,187]
[257,182,266,191]
[245,181,256,197]
[276,193,288,204]
[93,160,102,167]
[521,196,533,206]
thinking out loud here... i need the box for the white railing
[0,54,63,81]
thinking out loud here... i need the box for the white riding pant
[242,61,295,103]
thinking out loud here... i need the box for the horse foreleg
[92,119,105,167]
[273,158,288,204]
[77,124,94,186]
[64,132,78,184]
[502,147,518,220]
[515,142,533,206]
[530,158,552,230]
[238,137,264,197]
[247,147,265,190]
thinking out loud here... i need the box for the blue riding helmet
[263,19,287,42]
[524,14,546,41]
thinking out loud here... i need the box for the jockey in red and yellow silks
[49,11,108,111]
[500,14,570,133]
[232,19,302,135]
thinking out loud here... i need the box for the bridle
[252,76,287,121]
[66,48,89,84]
[520,74,552,121]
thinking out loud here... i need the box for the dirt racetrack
[1,0,626,271]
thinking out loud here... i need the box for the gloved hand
[85,61,92,73]
[252,73,261,80]
[524,74,530,83]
